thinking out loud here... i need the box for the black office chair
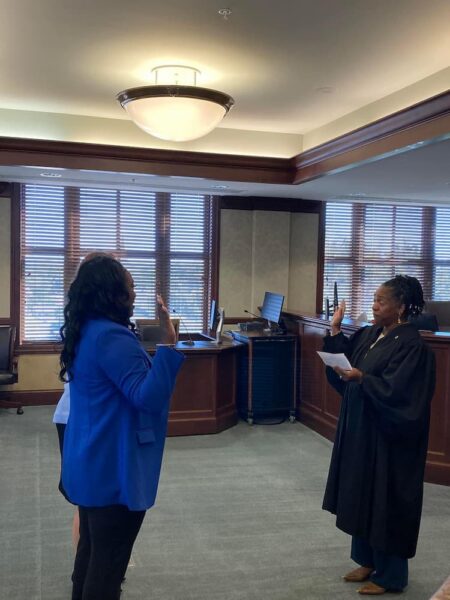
[135,318,180,346]
[0,325,23,415]
[408,313,439,332]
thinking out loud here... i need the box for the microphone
[333,281,339,311]
[244,309,262,319]
[171,309,195,346]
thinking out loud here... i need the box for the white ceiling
[0,0,449,203]
[1,0,449,135]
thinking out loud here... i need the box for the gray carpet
[1,406,449,600]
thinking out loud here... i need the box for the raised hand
[156,294,177,345]
[331,299,346,335]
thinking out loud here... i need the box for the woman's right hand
[331,300,346,335]
[156,294,177,345]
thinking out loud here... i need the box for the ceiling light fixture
[117,65,234,142]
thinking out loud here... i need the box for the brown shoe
[343,567,374,582]
[358,582,387,595]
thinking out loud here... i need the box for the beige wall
[219,209,319,317]
[0,196,11,318]
[251,211,291,312]
[8,354,62,392]
[303,67,450,150]
[218,210,253,315]
[288,213,319,313]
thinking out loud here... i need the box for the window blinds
[324,202,450,320]
[20,184,215,342]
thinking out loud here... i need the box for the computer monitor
[209,299,219,333]
[260,292,284,328]
[208,300,225,343]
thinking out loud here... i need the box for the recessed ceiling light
[25,165,65,171]
[212,185,229,189]
[169,175,205,180]
[40,172,62,178]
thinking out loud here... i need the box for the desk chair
[424,300,450,329]
[409,313,439,332]
[135,318,180,345]
[0,325,23,415]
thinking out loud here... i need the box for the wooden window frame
[11,184,219,354]
[323,202,444,319]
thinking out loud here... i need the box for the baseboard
[0,390,61,406]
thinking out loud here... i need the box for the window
[20,184,217,342]
[324,202,448,319]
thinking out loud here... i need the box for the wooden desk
[282,310,450,486]
[144,336,241,436]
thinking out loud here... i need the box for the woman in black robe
[322,275,436,595]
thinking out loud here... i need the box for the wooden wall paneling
[426,344,449,457]
[215,349,239,432]
[0,137,292,184]
[219,196,321,213]
[0,389,62,406]
[162,344,239,436]
[422,336,450,485]
[297,322,325,426]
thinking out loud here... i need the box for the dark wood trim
[10,184,20,337]
[17,343,61,355]
[0,389,61,406]
[212,196,220,306]
[224,317,259,324]
[219,196,321,212]
[167,411,238,436]
[425,461,450,487]
[297,404,336,442]
[0,92,448,192]
[292,90,450,184]
[0,136,292,184]
[315,202,326,314]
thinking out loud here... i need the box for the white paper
[317,351,352,370]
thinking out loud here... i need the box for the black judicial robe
[322,323,435,559]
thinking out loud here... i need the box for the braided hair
[382,274,425,320]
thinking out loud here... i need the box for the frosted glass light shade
[117,85,234,142]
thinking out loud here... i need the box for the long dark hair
[59,255,134,382]
[383,274,425,319]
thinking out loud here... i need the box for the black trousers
[72,504,146,600]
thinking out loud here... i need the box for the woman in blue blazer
[59,255,184,600]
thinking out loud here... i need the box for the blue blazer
[62,318,184,511]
